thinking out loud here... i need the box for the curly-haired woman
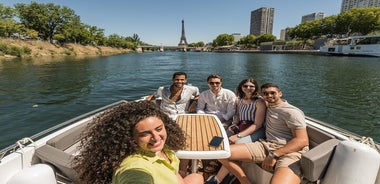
[73,101,203,184]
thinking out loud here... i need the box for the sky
[2,0,342,46]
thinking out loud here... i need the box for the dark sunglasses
[263,91,277,96]
[209,82,221,85]
[243,85,255,88]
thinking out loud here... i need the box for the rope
[350,136,380,153]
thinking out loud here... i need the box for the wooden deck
[175,114,230,160]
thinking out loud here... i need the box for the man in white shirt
[197,74,236,128]
[146,72,199,120]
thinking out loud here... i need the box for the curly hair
[235,78,261,100]
[72,101,186,183]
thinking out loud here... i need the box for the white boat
[319,35,380,57]
[0,99,379,184]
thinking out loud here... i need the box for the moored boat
[0,98,379,184]
[319,35,380,57]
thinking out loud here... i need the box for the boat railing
[306,116,380,153]
[0,100,128,162]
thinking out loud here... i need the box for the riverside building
[341,0,380,12]
[250,7,274,36]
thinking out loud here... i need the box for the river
[0,52,379,149]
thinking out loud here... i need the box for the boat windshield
[354,36,380,45]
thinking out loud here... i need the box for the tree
[15,2,78,42]
[255,34,276,44]
[0,3,15,19]
[238,34,257,48]
[212,34,234,47]
[318,16,337,38]
[188,41,205,47]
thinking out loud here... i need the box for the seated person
[73,101,204,184]
[197,74,236,128]
[146,71,199,120]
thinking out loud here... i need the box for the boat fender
[7,164,56,184]
[321,140,380,184]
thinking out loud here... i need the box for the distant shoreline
[215,49,324,56]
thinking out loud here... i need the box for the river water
[1,52,379,149]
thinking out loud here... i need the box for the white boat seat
[35,121,89,182]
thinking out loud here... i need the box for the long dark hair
[236,78,261,100]
[73,101,186,183]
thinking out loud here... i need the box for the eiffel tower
[178,19,188,50]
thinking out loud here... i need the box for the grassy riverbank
[0,39,132,60]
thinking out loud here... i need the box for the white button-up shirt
[197,88,236,121]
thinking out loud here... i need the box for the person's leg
[271,150,303,184]
[211,166,229,182]
[181,173,204,184]
[270,167,300,184]
[218,142,265,184]
[179,159,190,177]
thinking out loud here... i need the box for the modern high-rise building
[341,0,380,12]
[301,12,325,23]
[250,7,274,36]
[280,28,292,41]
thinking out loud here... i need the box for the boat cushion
[306,125,336,148]
[46,122,88,151]
[35,121,89,182]
[301,138,340,182]
[35,144,78,182]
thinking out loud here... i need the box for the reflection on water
[0,52,379,148]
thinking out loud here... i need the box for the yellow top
[112,147,179,184]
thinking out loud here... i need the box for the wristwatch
[268,151,280,159]
[237,133,243,138]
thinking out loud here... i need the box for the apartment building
[250,7,274,36]
[301,12,325,23]
[341,0,380,12]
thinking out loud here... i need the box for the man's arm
[261,128,309,172]
[145,94,155,102]
[196,94,206,114]
[223,93,237,121]
[187,95,199,113]
[273,128,309,157]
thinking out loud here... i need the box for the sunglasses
[263,91,277,96]
[209,82,221,85]
[243,85,255,88]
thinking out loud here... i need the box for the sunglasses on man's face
[262,91,277,96]
[209,82,221,85]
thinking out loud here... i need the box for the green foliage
[0,42,31,57]
[0,2,141,48]
[289,7,380,40]
[238,34,276,48]
[188,41,205,47]
[212,34,234,47]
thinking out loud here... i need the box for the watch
[237,133,243,138]
[268,151,280,159]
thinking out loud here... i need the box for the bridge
[137,45,195,52]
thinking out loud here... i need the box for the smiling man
[212,83,309,184]
[196,74,236,128]
[146,72,199,120]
